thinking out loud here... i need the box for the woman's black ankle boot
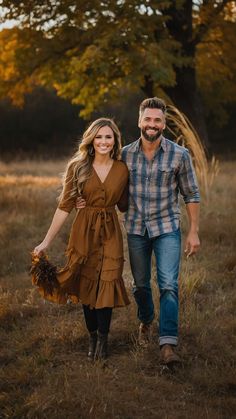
[88,331,97,360]
[94,332,108,360]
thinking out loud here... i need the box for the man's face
[138,108,166,143]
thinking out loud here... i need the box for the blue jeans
[127,229,181,346]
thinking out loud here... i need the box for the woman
[33,118,130,361]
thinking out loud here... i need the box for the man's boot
[160,344,181,365]
[87,331,97,361]
[94,332,108,360]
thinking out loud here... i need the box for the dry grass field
[0,159,236,419]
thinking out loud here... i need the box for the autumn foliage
[0,1,235,145]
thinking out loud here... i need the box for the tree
[196,5,236,128]
[163,0,236,145]
[0,0,235,146]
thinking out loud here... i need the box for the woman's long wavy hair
[59,118,122,202]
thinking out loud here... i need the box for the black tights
[83,305,112,335]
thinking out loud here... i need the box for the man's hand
[184,231,200,258]
[76,196,86,210]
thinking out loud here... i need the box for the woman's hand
[33,241,49,256]
[76,196,86,209]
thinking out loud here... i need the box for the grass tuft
[167,105,219,200]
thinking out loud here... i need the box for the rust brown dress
[37,160,130,308]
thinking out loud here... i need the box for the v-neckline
[93,160,115,185]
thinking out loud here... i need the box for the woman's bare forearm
[34,208,69,254]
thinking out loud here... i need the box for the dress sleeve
[117,163,129,212]
[58,164,77,213]
[117,182,129,212]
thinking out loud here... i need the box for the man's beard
[141,127,163,143]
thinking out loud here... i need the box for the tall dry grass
[166,105,219,200]
[0,159,236,419]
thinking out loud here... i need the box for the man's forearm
[185,202,200,232]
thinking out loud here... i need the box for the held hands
[184,231,200,258]
[76,196,86,210]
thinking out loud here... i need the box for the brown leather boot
[160,344,181,365]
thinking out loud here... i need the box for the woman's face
[93,125,115,157]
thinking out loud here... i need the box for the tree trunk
[165,66,209,148]
[159,0,210,148]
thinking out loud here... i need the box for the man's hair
[139,97,166,117]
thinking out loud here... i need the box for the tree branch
[193,0,232,45]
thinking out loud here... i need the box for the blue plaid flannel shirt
[121,136,200,237]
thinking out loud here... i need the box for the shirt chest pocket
[156,166,176,187]
[129,168,139,184]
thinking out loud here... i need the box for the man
[121,97,200,365]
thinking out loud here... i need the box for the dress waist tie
[86,206,116,245]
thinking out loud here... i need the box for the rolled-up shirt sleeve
[177,150,200,204]
[58,164,77,213]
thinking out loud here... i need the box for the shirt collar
[135,135,167,153]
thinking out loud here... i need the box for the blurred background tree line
[0,0,235,157]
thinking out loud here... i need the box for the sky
[0,20,18,30]
[0,6,18,31]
